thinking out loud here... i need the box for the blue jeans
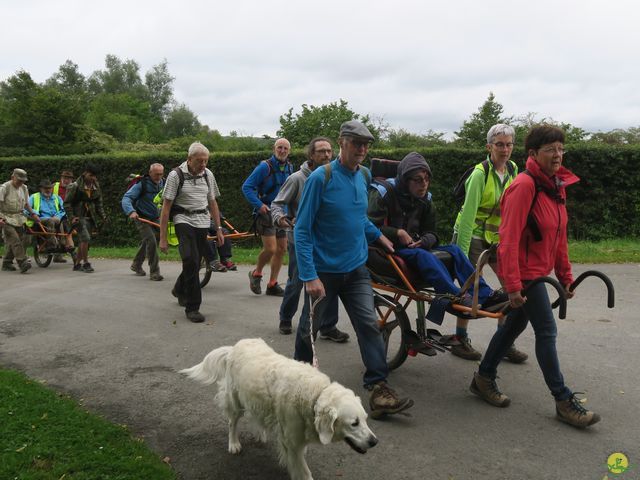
[397,244,493,302]
[280,240,338,334]
[294,265,388,387]
[479,281,573,401]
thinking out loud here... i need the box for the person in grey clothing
[271,137,348,342]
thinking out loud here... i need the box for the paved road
[1,260,638,480]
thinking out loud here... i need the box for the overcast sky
[2,0,638,138]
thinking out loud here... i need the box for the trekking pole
[309,296,325,368]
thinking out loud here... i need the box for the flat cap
[12,168,28,181]
[339,120,375,141]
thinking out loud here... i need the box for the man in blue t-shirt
[294,120,414,419]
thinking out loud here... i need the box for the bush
[1,145,638,245]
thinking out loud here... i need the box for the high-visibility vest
[26,193,60,227]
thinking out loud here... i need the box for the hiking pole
[309,296,325,368]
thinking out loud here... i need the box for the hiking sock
[252,269,263,278]
[456,326,468,339]
[267,280,278,288]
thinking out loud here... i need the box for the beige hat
[12,168,28,181]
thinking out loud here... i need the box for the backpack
[258,159,293,200]
[522,170,565,242]
[453,160,516,206]
[125,174,147,204]
[169,167,211,218]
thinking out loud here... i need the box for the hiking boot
[131,264,146,276]
[171,287,186,307]
[82,262,95,273]
[450,336,482,361]
[265,283,285,296]
[279,321,292,335]
[18,259,32,274]
[221,259,237,271]
[249,270,262,294]
[319,328,350,343]
[52,254,67,263]
[73,263,83,272]
[186,310,205,323]
[210,260,227,272]
[482,289,509,310]
[504,345,528,364]
[149,273,164,281]
[469,372,511,407]
[556,394,601,428]
[368,381,414,419]
[2,262,16,272]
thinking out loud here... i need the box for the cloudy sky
[2,0,638,138]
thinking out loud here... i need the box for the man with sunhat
[0,168,40,273]
[294,120,415,419]
[27,179,74,252]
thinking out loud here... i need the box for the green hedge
[1,145,638,245]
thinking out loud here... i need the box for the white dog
[180,338,378,480]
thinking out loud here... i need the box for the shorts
[255,212,287,238]
[77,217,96,243]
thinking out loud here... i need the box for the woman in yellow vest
[450,124,527,363]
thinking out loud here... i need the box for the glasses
[539,146,566,155]
[492,142,514,149]
[409,175,430,184]
[347,138,371,149]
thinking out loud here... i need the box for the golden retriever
[180,338,378,480]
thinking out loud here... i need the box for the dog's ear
[314,406,337,445]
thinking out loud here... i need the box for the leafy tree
[87,54,146,99]
[46,60,87,96]
[145,59,174,118]
[588,127,640,145]
[381,128,447,148]
[163,103,200,138]
[277,99,379,147]
[512,112,588,145]
[454,92,506,147]
[86,93,159,142]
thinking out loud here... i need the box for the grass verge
[0,369,175,480]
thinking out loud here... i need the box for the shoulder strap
[481,159,490,186]
[522,170,544,241]
[323,162,333,188]
[174,167,185,198]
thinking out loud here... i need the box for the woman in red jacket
[469,125,600,428]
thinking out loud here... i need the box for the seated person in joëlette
[367,152,507,313]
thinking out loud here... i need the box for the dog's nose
[368,435,378,448]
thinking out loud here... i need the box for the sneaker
[265,283,285,296]
[18,260,32,274]
[279,321,292,335]
[82,262,95,273]
[210,260,227,272]
[1,263,16,272]
[221,260,237,271]
[368,382,414,419]
[186,310,205,323]
[52,254,67,263]
[450,336,482,361]
[171,287,186,307]
[149,273,164,281]
[504,345,528,364]
[249,270,262,294]
[130,264,146,276]
[482,289,509,310]
[319,328,350,343]
[469,372,511,407]
[556,394,601,428]
[73,263,83,272]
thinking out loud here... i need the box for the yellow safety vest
[26,193,60,227]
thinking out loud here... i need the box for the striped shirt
[163,162,220,228]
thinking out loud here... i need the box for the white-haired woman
[450,124,526,362]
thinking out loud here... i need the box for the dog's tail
[179,346,232,385]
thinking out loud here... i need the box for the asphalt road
[1,259,638,480]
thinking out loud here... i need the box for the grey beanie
[396,152,432,183]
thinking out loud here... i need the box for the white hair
[487,124,515,145]
[188,142,209,158]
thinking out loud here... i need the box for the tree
[512,112,588,144]
[87,54,146,99]
[381,128,448,148]
[454,92,506,147]
[145,59,175,118]
[589,127,640,145]
[163,103,200,138]
[277,99,379,147]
